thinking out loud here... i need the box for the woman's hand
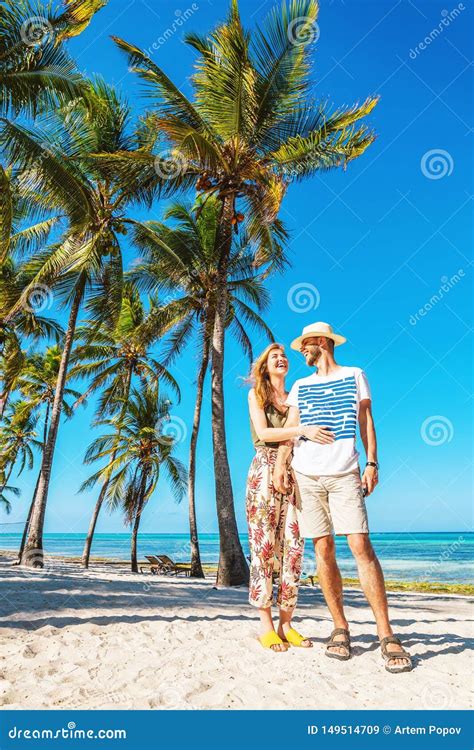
[273,463,290,494]
[302,425,335,444]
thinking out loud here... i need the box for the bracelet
[366,461,379,470]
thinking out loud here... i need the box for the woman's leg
[275,472,312,647]
[246,450,287,651]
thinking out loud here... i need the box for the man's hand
[361,465,378,496]
[273,463,289,494]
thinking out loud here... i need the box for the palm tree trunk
[187,332,210,579]
[81,367,133,569]
[81,484,105,568]
[17,473,39,562]
[130,472,148,573]
[0,464,14,498]
[0,394,7,419]
[17,401,50,563]
[22,283,84,567]
[212,196,249,587]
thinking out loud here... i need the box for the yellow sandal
[281,627,312,648]
[259,631,287,651]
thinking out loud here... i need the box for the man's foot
[325,627,351,660]
[380,636,413,673]
[278,622,312,648]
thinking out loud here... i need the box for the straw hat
[290,321,346,351]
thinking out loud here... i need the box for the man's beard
[305,345,321,367]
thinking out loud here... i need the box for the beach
[1,552,472,711]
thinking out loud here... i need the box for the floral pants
[246,447,304,611]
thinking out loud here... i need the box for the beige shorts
[294,470,369,538]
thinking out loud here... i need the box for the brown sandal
[325,628,351,661]
[380,636,413,673]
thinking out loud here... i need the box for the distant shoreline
[1,549,472,597]
[1,530,471,534]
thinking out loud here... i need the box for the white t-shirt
[286,366,371,476]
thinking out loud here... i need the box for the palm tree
[69,287,179,568]
[107,0,378,585]
[0,167,63,417]
[0,0,107,118]
[81,385,187,573]
[0,399,42,496]
[14,347,81,561]
[0,399,39,545]
[1,79,159,566]
[19,346,82,426]
[129,198,276,578]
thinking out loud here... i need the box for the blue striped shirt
[287,366,371,476]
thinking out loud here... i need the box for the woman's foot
[259,630,289,652]
[278,622,313,648]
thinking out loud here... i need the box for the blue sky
[5,0,473,539]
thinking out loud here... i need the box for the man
[273,321,413,673]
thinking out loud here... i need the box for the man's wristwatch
[366,461,379,470]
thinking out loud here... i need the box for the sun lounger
[140,555,167,574]
[155,555,192,577]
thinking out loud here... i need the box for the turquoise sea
[0,532,472,583]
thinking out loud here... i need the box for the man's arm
[273,406,300,493]
[358,399,378,495]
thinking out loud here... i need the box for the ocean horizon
[0,531,472,583]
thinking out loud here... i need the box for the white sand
[0,553,472,710]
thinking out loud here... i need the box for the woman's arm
[272,406,300,493]
[248,390,306,442]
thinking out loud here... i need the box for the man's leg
[346,533,410,668]
[294,472,351,657]
[314,534,350,657]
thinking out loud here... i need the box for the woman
[246,343,321,652]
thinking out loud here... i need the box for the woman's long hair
[249,343,286,410]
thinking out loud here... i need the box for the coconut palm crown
[102,0,379,586]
